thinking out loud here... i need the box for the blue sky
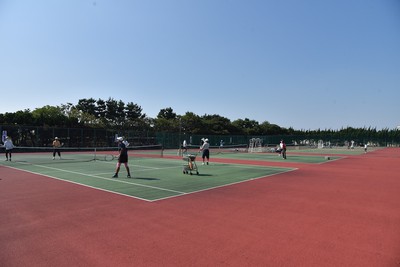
[1,0,399,130]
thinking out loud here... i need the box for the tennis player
[3,136,14,161]
[199,138,210,165]
[113,137,131,178]
[280,140,287,159]
[182,139,187,153]
[52,137,62,160]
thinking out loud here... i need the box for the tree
[96,99,107,126]
[157,107,177,120]
[259,121,283,135]
[105,98,119,125]
[115,100,126,126]
[76,98,97,116]
[3,110,34,125]
[201,114,231,135]
[232,118,260,135]
[125,102,145,129]
[125,102,144,121]
[153,108,177,132]
[31,105,67,126]
[154,107,179,132]
[74,98,98,125]
[180,112,203,134]
[59,103,80,127]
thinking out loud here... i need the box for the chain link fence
[1,124,399,148]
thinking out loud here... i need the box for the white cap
[116,137,123,141]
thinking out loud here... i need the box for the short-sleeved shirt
[4,140,14,150]
[200,142,210,150]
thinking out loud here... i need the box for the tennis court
[0,147,295,201]
[286,146,380,155]
[164,146,344,164]
[213,152,340,163]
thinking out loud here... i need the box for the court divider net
[2,145,163,165]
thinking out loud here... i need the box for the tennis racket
[104,154,115,161]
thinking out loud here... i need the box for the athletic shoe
[202,162,205,165]
[206,162,209,165]
[127,175,131,178]
[112,174,118,178]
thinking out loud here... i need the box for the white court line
[152,167,297,202]
[93,165,181,176]
[2,165,153,202]
[5,163,186,195]
[3,161,296,202]
[129,164,179,170]
[99,159,181,170]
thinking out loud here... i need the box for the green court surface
[212,152,340,163]
[288,147,378,155]
[165,150,340,163]
[167,146,377,159]
[1,157,294,202]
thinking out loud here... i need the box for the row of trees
[1,97,399,141]
[0,97,288,135]
[0,98,148,129]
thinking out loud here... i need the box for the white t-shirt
[201,142,210,150]
[122,140,129,147]
[4,140,14,150]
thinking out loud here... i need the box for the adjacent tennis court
[213,152,341,163]
[164,145,344,164]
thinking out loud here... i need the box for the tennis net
[1,145,164,165]
[185,144,248,154]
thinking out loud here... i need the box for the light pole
[179,117,182,155]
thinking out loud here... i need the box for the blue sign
[2,130,7,143]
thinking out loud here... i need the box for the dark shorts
[118,154,128,163]
[202,149,209,159]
